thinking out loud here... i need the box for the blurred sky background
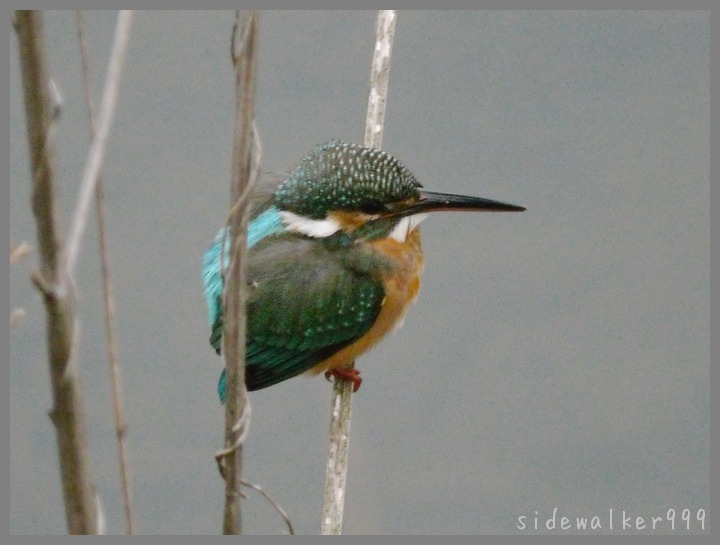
[10,11,709,534]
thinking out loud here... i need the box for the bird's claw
[324,368,363,392]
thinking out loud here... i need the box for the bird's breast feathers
[309,227,425,374]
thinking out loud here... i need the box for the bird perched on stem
[203,140,524,401]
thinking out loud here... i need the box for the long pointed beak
[397,190,526,216]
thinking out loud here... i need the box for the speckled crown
[274,140,421,219]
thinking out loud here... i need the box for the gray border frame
[5,4,713,544]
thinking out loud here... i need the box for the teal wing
[202,173,290,337]
[203,205,285,338]
[217,235,388,398]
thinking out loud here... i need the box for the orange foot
[324,368,363,392]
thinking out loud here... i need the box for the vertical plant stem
[363,10,396,151]
[61,10,133,282]
[321,10,397,536]
[76,11,135,534]
[15,10,98,534]
[221,10,259,535]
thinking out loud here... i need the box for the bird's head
[265,140,525,245]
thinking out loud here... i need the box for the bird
[203,140,525,401]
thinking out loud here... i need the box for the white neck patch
[279,210,428,243]
[389,213,429,242]
[278,210,341,238]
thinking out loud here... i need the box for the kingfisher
[203,140,524,401]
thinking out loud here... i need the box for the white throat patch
[389,213,429,242]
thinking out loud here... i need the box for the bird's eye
[360,200,386,215]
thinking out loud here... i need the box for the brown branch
[15,10,98,534]
[76,10,135,534]
[220,10,259,535]
[321,10,397,536]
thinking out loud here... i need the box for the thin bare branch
[220,10,259,535]
[214,398,252,476]
[321,10,397,536]
[15,9,98,534]
[241,480,295,535]
[61,10,133,284]
[76,10,135,535]
[215,438,296,539]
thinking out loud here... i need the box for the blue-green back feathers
[203,201,390,398]
[214,234,388,399]
[202,206,285,333]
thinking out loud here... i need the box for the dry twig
[15,9,133,534]
[241,480,295,535]
[321,10,397,536]
[220,10,259,535]
[15,10,98,533]
[61,11,133,282]
[76,10,135,534]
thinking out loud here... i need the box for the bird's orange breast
[309,227,425,376]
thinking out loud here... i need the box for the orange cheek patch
[328,210,376,232]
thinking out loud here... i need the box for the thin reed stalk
[219,10,259,535]
[321,10,397,536]
[15,9,132,534]
[76,11,135,534]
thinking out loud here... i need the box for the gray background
[10,11,709,535]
